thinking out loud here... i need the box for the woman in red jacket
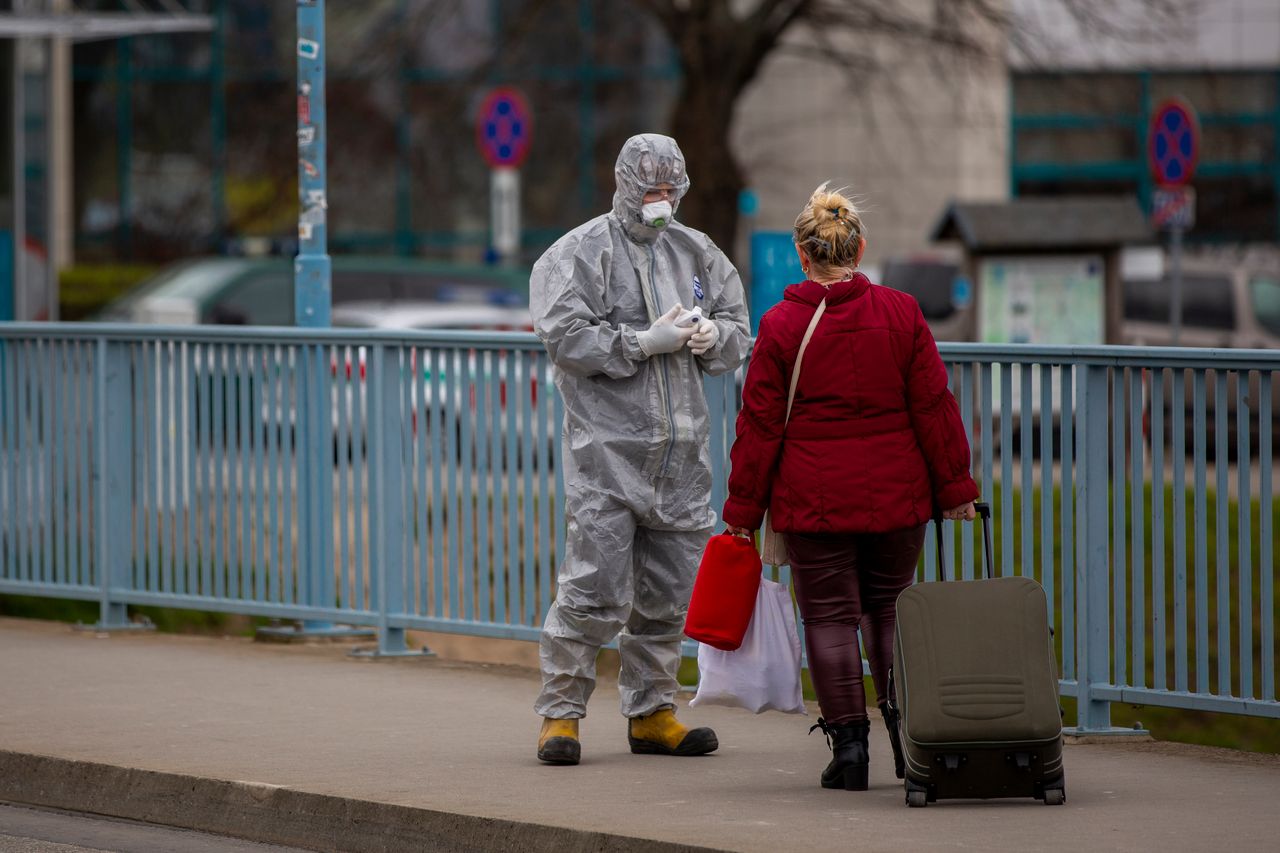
[723,184,978,792]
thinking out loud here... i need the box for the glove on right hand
[637,305,697,356]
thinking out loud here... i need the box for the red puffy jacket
[723,275,978,534]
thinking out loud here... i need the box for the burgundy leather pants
[785,525,926,725]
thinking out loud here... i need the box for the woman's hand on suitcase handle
[725,525,754,538]
[941,501,976,521]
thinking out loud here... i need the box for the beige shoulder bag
[759,298,827,566]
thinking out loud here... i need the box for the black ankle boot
[810,718,870,791]
[880,701,905,780]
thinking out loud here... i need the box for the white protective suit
[530,134,751,719]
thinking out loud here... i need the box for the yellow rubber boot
[537,718,581,765]
[627,708,718,756]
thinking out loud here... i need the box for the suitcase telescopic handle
[932,501,994,582]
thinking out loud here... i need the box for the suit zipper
[647,244,677,475]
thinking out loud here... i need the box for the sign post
[491,168,520,260]
[475,88,532,265]
[1149,98,1200,345]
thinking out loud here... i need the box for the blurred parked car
[331,301,533,333]
[1121,258,1280,350]
[881,256,969,341]
[1126,255,1280,456]
[96,255,530,325]
[313,300,552,466]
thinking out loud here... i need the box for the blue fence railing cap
[0,322,547,351]
[3,322,1280,369]
[937,341,1280,369]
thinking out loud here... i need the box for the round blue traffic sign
[476,87,532,168]
[1149,99,1199,186]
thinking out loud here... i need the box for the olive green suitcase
[890,504,1065,807]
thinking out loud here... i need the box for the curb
[0,750,726,853]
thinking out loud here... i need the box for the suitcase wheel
[907,790,928,808]
[1043,787,1066,806]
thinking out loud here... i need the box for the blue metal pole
[295,0,330,633]
[296,0,330,324]
[258,0,369,642]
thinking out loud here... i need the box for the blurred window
[881,260,957,321]
[332,271,398,303]
[210,272,293,325]
[1189,176,1277,243]
[1016,127,1138,165]
[1013,74,1141,116]
[1173,275,1235,330]
[1122,273,1234,329]
[1249,275,1280,338]
[1149,73,1275,114]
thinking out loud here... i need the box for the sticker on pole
[475,87,532,169]
[1149,99,1199,187]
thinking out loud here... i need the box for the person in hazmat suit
[530,134,751,765]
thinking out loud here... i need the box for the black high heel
[810,718,870,791]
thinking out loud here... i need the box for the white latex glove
[637,305,697,356]
[688,318,720,356]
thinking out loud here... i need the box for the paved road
[1,617,1278,853]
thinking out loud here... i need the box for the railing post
[353,343,430,658]
[256,344,370,642]
[1068,363,1143,738]
[87,339,148,632]
[303,344,334,612]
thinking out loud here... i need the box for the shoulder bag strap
[783,298,827,424]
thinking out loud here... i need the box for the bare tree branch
[618,0,1198,260]
[633,0,685,40]
[736,0,817,89]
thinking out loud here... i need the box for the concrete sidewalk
[1,617,1277,853]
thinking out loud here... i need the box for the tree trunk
[669,74,746,265]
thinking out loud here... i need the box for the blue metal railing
[1,324,1277,730]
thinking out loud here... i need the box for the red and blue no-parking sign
[475,87,532,169]
[1149,99,1199,186]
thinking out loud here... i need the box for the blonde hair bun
[793,181,864,280]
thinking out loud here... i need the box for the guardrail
[1,323,1276,731]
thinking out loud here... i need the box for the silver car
[322,301,554,466]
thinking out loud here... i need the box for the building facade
[1010,0,1280,245]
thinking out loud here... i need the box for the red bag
[684,533,763,651]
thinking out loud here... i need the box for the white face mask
[641,200,673,229]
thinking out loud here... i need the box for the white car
[331,301,533,333]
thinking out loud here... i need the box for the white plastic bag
[689,578,807,715]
